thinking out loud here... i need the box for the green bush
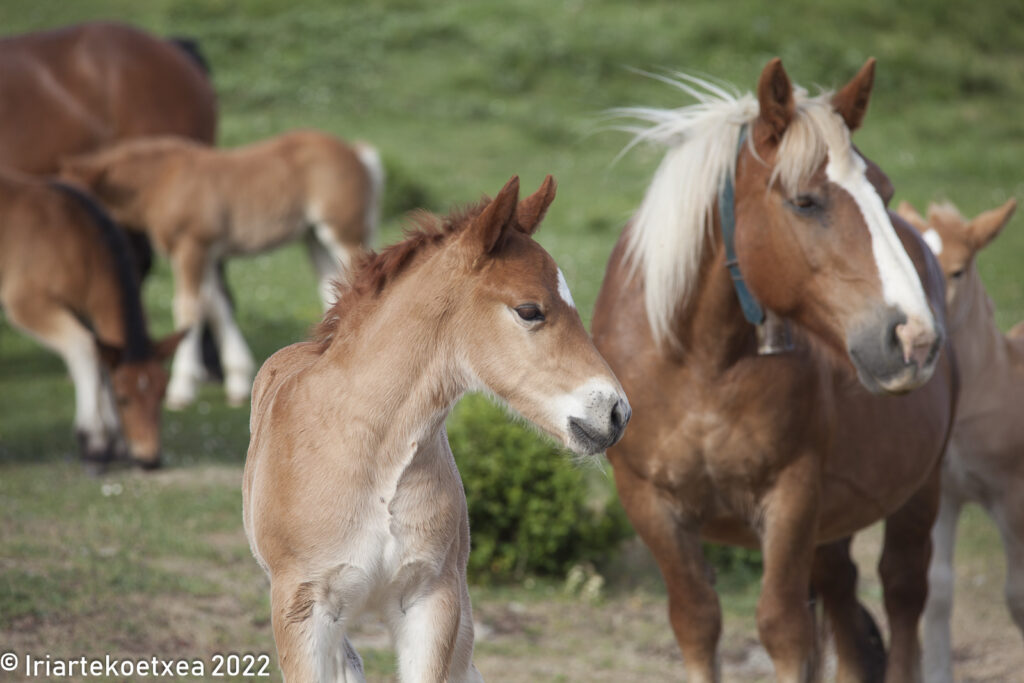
[446,394,632,582]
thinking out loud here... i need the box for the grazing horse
[592,59,956,682]
[243,176,631,682]
[0,20,223,376]
[897,198,1023,682]
[60,130,385,410]
[0,170,183,468]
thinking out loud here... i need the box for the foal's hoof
[165,385,196,411]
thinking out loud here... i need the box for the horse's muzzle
[848,308,943,395]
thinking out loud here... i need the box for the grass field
[2,1,1024,680]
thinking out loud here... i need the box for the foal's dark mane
[50,181,152,362]
[312,200,488,347]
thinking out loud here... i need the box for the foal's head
[99,332,184,468]
[324,176,630,455]
[733,59,942,393]
[898,198,1017,314]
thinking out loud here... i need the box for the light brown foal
[594,59,956,682]
[898,198,1023,683]
[0,170,182,467]
[60,129,383,409]
[243,176,630,682]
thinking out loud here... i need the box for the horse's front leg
[611,458,722,683]
[878,464,941,683]
[166,238,207,409]
[758,454,821,683]
[200,260,253,406]
[390,576,465,683]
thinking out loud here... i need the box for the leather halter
[719,125,794,355]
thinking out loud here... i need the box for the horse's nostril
[610,399,631,431]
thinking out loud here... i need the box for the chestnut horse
[61,130,384,410]
[0,170,183,468]
[592,59,956,682]
[897,198,1023,682]
[243,176,630,682]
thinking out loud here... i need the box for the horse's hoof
[134,456,162,471]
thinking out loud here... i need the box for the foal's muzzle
[567,396,632,455]
[848,307,943,395]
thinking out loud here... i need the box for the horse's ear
[896,200,928,233]
[515,175,557,235]
[467,176,520,255]
[833,58,876,132]
[96,339,123,369]
[756,58,795,145]
[153,329,188,362]
[968,198,1017,250]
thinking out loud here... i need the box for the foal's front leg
[391,580,465,683]
[758,455,820,683]
[166,239,207,409]
[200,262,254,406]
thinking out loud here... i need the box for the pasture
[2,0,1023,680]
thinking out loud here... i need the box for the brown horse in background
[593,59,956,682]
[0,20,224,376]
[61,130,384,410]
[897,198,1024,682]
[0,170,183,468]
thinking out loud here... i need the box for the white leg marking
[309,225,355,311]
[391,587,464,683]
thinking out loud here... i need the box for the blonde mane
[615,74,851,346]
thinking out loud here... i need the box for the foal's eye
[951,269,965,279]
[515,304,545,322]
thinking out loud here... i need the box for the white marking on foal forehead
[556,268,576,309]
[922,229,943,256]
[825,147,933,324]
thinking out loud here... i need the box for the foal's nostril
[610,399,631,431]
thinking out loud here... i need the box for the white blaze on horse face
[922,229,944,256]
[825,149,934,329]
[556,268,576,309]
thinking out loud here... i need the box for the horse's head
[898,198,1016,319]
[98,331,185,468]
[734,58,942,394]
[450,176,631,454]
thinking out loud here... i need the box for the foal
[0,170,182,467]
[898,198,1022,682]
[60,129,384,409]
[243,176,630,682]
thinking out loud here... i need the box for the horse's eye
[515,304,545,322]
[790,194,821,212]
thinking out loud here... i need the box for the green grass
[2,0,1024,678]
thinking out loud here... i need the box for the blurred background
[1,0,1023,680]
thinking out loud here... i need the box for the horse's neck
[952,272,1012,393]
[318,276,465,466]
[674,227,758,370]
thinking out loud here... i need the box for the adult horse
[244,176,630,681]
[592,59,956,682]
[897,198,1023,682]
[0,170,183,468]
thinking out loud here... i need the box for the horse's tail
[353,141,385,245]
[168,36,212,76]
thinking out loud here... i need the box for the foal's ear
[515,175,557,235]
[467,175,520,255]
[756,58,795,145]
[96,339,123,369]
[833,58,876,132]
[896,200,929,233]
[968,198,1017,250]
[153,329,189,362]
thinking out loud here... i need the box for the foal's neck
[953,270,1009,377]
[318,264,465,461]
